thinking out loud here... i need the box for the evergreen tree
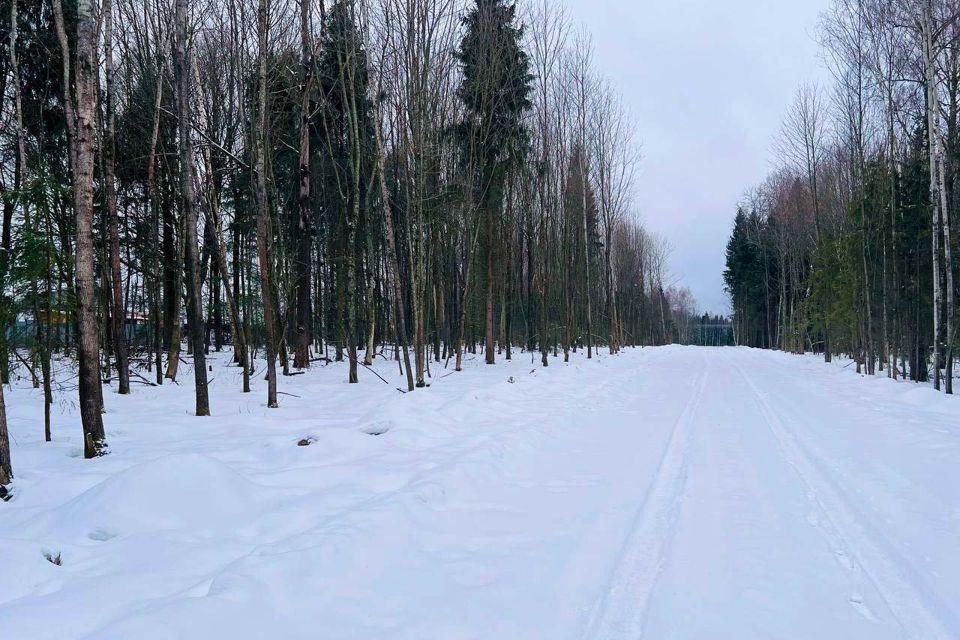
[316,0,377,382]
[456,0,532,364]
[724,208,768,347]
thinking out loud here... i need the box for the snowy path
[616,349,960,639]
[1,346,959,639]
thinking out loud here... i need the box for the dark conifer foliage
[456,0,533,365]
[724,208,772,349]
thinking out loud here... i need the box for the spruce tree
[456,0,532,364]
[317,0,376,383]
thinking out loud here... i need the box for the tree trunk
[293,0,314,370]
[147,63,165,386]
[581,152,593,359]
[175,0,210,415]
[924,0,943,392]
[55,0,107,457]
[605,230,617,354]
[937,142,954,393]
[0,383,9,487]
[164,219,184,380]
[103,0,130,395]
[485,198,496,365]
[256,0,278,407]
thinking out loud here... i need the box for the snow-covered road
[1,346,958,639]
[588,348,960,639]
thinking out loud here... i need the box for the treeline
[724,0,960,391]
[0,0,683,487]
[656,286,732,347]
[675,310,733,348]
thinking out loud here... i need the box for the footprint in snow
[413,481,447,506]
[849,593,879,622]
[88,528,117,542]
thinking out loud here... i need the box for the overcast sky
[563,0,832,314]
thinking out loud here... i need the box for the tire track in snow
[582,351,710,639]
[727,352,959,639]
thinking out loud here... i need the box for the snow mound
[47,453,260,537]
[0,539,64,606]
[899,386,940,405]
[897,386,955,415]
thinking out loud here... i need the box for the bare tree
[53,0,107,457]
[293,0,319,370]
[565,35,596,359]
[103,0,131,396]
[175,0,211,414]
[774,83,830,357]
[591,81,637,355]
[256,0,279,407]
[923,0,945,390]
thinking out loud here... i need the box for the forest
[0,0,717,490]
[724,0,960,392]
[5,3,960,636]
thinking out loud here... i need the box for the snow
[1,346,959,639]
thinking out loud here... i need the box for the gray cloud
[563,0,831,314]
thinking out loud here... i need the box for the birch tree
[54,0,107,457]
